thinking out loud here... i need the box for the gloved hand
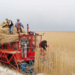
[2,24,7,28]
[19,45,21,48]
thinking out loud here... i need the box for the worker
[39,40,48,50]
[19,34,29,58]
[2,18,14,34]
[15,19,24,33]
[8,20,14,34]
[28,31,45,36]
[2,18,9,28]
[27,31,39,35]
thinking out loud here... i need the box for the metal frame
[0,24,42,72]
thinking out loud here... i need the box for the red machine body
[0,24,42,71]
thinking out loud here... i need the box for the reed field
[34,31,75,75]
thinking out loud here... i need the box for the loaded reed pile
[0,22,26,45]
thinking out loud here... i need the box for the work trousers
[9,26,14,34]
[17,28,22,33]
[21,46,27,58]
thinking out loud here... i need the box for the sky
[0,0,75,31]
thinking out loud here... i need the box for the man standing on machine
[15,19,24,33]
[19,34,29,58]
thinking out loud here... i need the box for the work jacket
[15,22,24,28]
[2,21,13,28]
[19,38,29,47]
[9,21,13,28]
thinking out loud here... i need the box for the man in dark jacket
[2,18,14,34]
[9,20,14,34]
[39,40,47,50]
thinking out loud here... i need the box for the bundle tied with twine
[0,22,26,45]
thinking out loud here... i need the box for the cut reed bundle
[0,22,26,44]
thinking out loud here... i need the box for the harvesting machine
[0,24,42,73]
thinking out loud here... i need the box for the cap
[17,19,20,21]
[5,18,8,21]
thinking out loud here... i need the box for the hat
[23,34,26,37]
[17,19,20,21]
[5,18,8,21]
